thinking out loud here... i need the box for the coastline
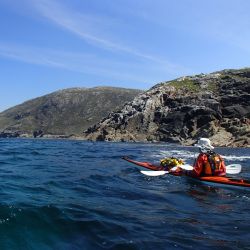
[1,134,249,148]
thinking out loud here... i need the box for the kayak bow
[122,156,164,171]
[122,157,250,188]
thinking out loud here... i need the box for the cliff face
[0,87,142,138]
[84,69,250,147]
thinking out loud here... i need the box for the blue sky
[0,0,249,111]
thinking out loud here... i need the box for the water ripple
[0,139,249,249]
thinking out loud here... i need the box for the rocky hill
[84,68,250,147]
[0,87,142,138]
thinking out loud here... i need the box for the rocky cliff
[0,87,142,138]
[84,69,250,147]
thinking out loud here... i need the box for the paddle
[226,164,242,174]
[177,163,242,174]
[140,164,242,176]
[140,165,193,176]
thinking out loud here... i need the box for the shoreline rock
[84,68,250,147]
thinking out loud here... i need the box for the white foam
[222,155,250,161]
[151,150,198,160]
[150,150,250,163]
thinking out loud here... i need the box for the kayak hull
[196,176,250,188]
[122,157,250,188]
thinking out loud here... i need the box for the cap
[194,138,214,149]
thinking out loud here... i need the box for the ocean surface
[0,139,249,250]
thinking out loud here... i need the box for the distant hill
[84,68,250,147]
[0,87,142,138]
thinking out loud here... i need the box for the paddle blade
[140,170,168,176]
[180,164,194,171]
[170,165,194,172]
[226,164,242,175]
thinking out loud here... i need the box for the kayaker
[186,138,226,177]
[169,138,226,177]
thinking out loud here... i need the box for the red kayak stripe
[122,157,164,171]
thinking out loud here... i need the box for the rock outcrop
[84,69,250,147]
[0,87,142,138]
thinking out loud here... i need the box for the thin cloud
[0,43,163,83]
[27,0,188,72]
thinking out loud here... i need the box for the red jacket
[190,153,226,177]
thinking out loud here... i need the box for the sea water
[0,139,249,249]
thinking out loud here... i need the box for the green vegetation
[168,79,201,92]
[207,81,219,92]
[0,87,142,136]
[169,77,220,93]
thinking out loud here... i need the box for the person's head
[194,138,214,154]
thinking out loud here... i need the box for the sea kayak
[122,157,250,188]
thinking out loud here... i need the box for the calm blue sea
[0,139,249,250]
